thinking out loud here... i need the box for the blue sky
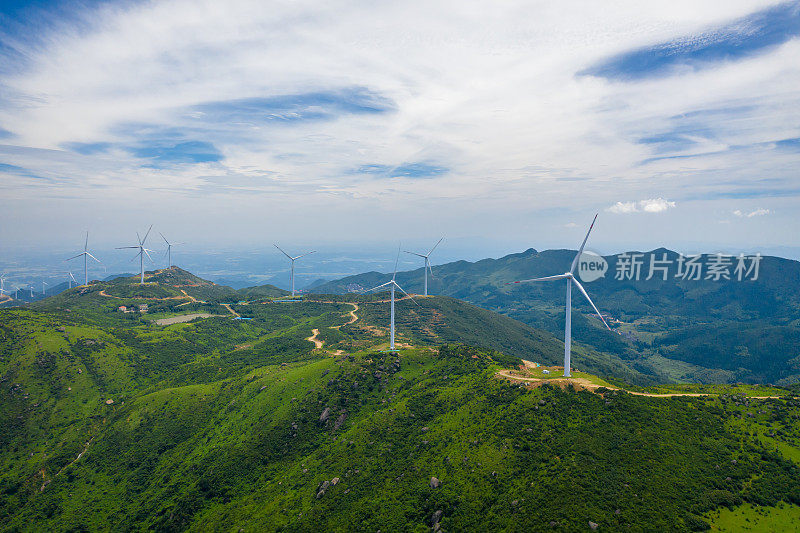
[0,0,799,258]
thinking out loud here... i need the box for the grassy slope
[707,502,800,532]
[4,278,800,531]
[4,341,800,532]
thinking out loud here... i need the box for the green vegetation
[706,502,800,532]
[311,249,800,386]
[3,269,800,531]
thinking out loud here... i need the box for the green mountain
[311,249,800,386]
[3,269,800,531]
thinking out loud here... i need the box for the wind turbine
[66,271,77,289]
[117,225,155,284]
[274,244,315,297]
[42,281,48,296]
[160,232,184,268]
[404,237,443,296]
[66,232,101,285]
[0,273,7,296]
[506,214,611,377]
[363,247,419,350]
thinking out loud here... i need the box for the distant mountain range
[311,248,800,386]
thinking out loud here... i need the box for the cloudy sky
[1,0,799,257]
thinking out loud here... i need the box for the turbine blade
[363,281,393,293]
[294,250,315,260]
[572,277,612,330]
[394,281,420,306]
[84,231,89,251]
[85,253,101,263]
[427,236,444,256]
[274,243,291,259]
[136,231,142,245]
[143,248,154,263]
[116,246,139,249]
[404,251,426,258]
[570,213,598,274]
[160,232,170,245]
[65,253,85,261]
[141,224,153,245]
[505,273,570,285]
[392,246,400,281]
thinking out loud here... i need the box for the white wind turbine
[0,273,7,296]
[42,280,48,296]
[404,237,443,296]
[160,232,184,268]
[274,244,315,297]
[66,271,77,289]
[363,247,419,350]
[66,232,101,285]
[506,214,611,377]
[117,225,155,284]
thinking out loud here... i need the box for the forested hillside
[3,269,800,531]
[311,249,800,386]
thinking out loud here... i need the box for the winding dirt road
[306,328,323,349]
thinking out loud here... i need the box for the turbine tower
[364,247,419,350]
[117,225,155,284]
[404,237,443,296]
[0,273,7,296]
[274,244,315,297]
[66,232,101,285]
[506,214,611,377]
[160,232,184,268]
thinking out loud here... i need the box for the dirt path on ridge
[331,303,360,330]
[222,304,240,317]
[180,289,198,302]
[496,370,784,399]
[306,328,323,349]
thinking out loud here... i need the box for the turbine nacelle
[505,214,610,377]
[117,225,154,284]
[274,244,315,296]
[403,237,443,297]
[66,231,101,285]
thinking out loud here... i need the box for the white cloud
[0,0,795,248]
[607,201,639,214]
[734,208,771,218]
[607,198,676,214]
[640,198,677,213]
